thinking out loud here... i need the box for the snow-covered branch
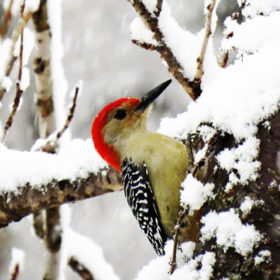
[129,0,202,100]
[0,162,121,228]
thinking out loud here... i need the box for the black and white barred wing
[121,158,167,255]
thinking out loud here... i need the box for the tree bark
[191,110,280,279]
[0,168,121,228]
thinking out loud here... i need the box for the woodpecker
[91,80,194,255]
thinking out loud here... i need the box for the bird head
[91,80,172,172]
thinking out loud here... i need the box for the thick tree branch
[0,168,122,228]
[187,109,280,279]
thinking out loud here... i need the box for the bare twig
[155,0,163,16]
[36,84,80,153]
[194,0,217,85]
[10,263,20,280]
[169,207,188,274]
[0,5,32,102]
[131,39,158,51]
[2,1,26,142]
[55,85,79,140]
[0,0,14,38]
[219,50,229,68]
[68,257,95,280]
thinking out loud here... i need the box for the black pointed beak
[135,79,172,112]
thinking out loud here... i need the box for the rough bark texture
[0,168,122,228]
[32,0,55,138]
[190,110,280,279]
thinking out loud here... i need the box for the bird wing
[121,158,167,255]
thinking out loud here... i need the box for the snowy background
[0,0,253,279]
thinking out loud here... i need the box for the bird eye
[114,109,127,120]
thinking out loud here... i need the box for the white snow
[239,0,280,17]
[142,0,157,14]
[181,174,214,213]
[47,0,69,134]
[130,17,158,46]
[158,2,202,80]
[9,247,25,273]
[217,137,260,187]
[223,12,280,53]
[61,227,120,280]
[1,76,12,93]
[24,0,40,14]
[201,209,261,256]
[20,67,30,91]
[240,196,263,216]
[135,240,195,280]
[254,250,271,265]
[0,139,107,191]
[171,251,215,280]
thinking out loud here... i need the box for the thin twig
[155,0,163,16]
[2,2,26,142]
[219,50,229,68]
[68,257,95,280]
[34,84,80,153]
[55,85,80,140]
[0,9,32,102]
[0,0,14,38]
[131,39,158,51]
[169,207,189,274]
[10,263,20,280]
[194,0,217,84]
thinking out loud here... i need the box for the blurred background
[0,0,237,279]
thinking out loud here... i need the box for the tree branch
[68,257,95,280]
[129,0,200,100]
[194,0,217,86]
[10,263,20,280]
[0,167,122,228]
[2,4,25,142]
[0,0,14,39]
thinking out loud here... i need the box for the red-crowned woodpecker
[91,80,194,255]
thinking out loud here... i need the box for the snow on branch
[129,0,220,100]
[64,228,120,280]
[0,140,122,228]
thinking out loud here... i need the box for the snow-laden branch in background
[129,0,220,100]
[2,1,27,142]
[0,0,37,101]
[0,139,122,227]
[63,228,120,280]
